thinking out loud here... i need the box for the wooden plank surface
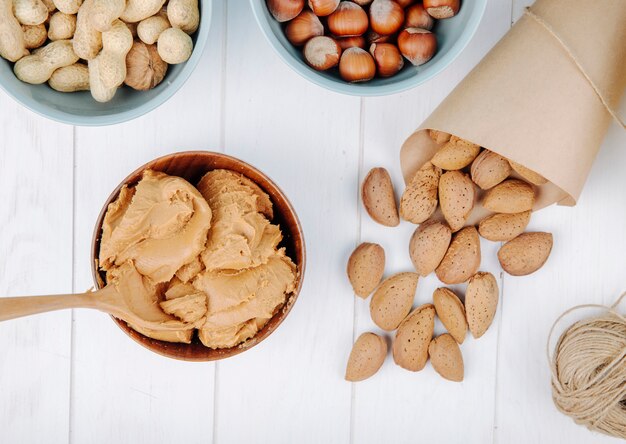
[0,0,624,443]
[0,95,73,443]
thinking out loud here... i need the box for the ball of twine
[548,293,626,439]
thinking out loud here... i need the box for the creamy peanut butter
[99,168,297,348]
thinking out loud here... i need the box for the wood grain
[0,93,73,444]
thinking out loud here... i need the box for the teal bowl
[250,0,487,96]
[0,1,212,126]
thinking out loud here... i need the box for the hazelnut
[370,42,403,77]
[304,36,342,70]
[285,10,324,46]
[423,0,460,19]
[369,0,404,35]
[266,0,305,22]
[404,4,434,30]
[328,2,369,37]
[339,47,375,82]
[397,27,436,66]
[336,35,366,50]
[125,41,168,91]
[308,0,340,16]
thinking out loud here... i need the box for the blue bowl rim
[249,0,487,97]
[0,0,213,127]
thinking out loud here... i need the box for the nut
[347,242,385,298]
[121,0,167,23]
[399,161,440,224]
[73,0,103,60]
[361,166,399,226]
[470,149,512,190]
[307,0,339,16]
[438,170,475,232]
[497,232,553,276]
[465,272,499,338]
[404,4,433,30]
[167,0,200,34]
[345,332,387,382]
[0,0,29,61]
[14,39,78,84]
[328,1,368,37]
[48,63,89,91]
[52,0,82,14]
[478,210,531,242]
[285,10,323,46]
[369,0,404,36]
[429,129,451,144]
[509,160,548,186]
[266,0,305,22]
[22,24,47,49]
[393,304,435,372]
[433,287,466,344]
[125,40,168,90]
[436,226,481,284]
[369,42,403,77]
[397,27,436,66]
[428,333,464,381]
[157,27,192,64]
[409,220,451,277]
[339,46,375,82]
[303,35,341,71]
[137,10,171,45]
[431,136,481,170]
[14,0,48,26]
[423,0,459,19]
[336,35,366,50]
[370,272,419,331]
[90,0,126,32]
[482,179,535,214]
[48,12,76,40]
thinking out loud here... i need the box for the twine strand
[525,7,625,129]
[547,292,626,439]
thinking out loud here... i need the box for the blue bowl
[250,0,487,96]
[0,0,212,126]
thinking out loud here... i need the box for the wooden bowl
[91,151,306,361]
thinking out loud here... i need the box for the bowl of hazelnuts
[0,0,211,126]
[251,0,486,96]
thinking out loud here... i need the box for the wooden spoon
[0,269,195,332]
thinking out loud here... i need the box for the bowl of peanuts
[250,0,486,96]
[0,0,210,126]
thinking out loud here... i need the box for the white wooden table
[1,1,624,443]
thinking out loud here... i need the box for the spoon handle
[0,292,99,322]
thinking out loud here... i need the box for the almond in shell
[370,272,419,331]
[509,160,548,186]
[435,226,481,284]
[345,332,388,382]
[347,242,385,298]
[429,129,451,144]
[409,220,451,276]
[439,170,475,232]
[482,179,535,214]
[478,211,531,242]
[362,167,399,227]
[393,304,435,372]
[497,232,553,276]
[428,333,464,382]
[465,271,499,338]
[400,162,441,224]
[470,150,511,190]
[433,287,467,344]
[431,136,481,170]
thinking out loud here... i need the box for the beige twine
[547,292,626,439]
[525,7,625,129]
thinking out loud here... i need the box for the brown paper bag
[400,0,626,213]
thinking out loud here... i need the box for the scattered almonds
[362,167,399,227]
[439,170,475,232]
[483,179,535,214]
[428,333,464,382]
[433,287,466,344]
[478,211,531,242]
[370,272,418,331]
[465,272,498,338]
[345,332,387,382]
[347,242,385,298]
[431,136,481,170]
[498,232,553,276]
[470,149,511,190]
[393,304,435,371]
[436,226,481,285]
[400,161,441,224]
[409,220,451,277]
